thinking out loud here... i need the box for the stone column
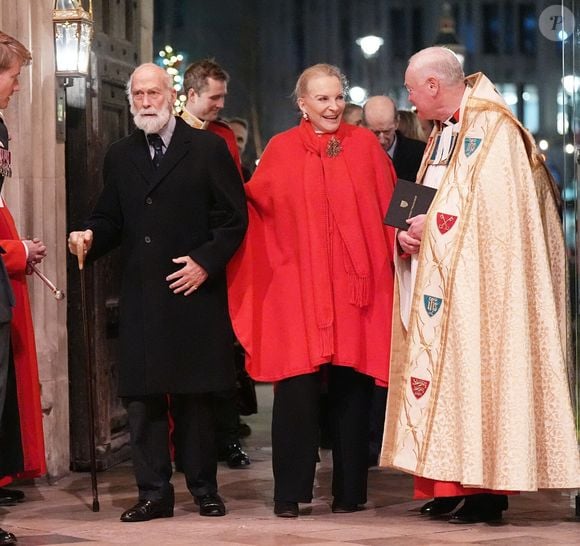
[140,0,154,63]
[0,0,69,480]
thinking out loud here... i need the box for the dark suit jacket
[0,248,12,325]
[391,131,426,182]
[86,117,248,396]
[0,119,14,324]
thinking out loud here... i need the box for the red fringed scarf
[298,119,372,355]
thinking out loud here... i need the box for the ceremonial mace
[29,264,65,300]
[76,245,100,512]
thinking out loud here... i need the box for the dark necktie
[147,133,164,168]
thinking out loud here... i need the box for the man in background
[363,95,425,182]
[343,103,363,126]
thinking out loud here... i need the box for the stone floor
[1,384,578,545]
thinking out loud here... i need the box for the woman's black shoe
[420,496,464,516]
[331,500,365,513]
[274,501,299,517]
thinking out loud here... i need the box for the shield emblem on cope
[424,295,442,317]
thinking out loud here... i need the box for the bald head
[363,96,399,152]
[404,47,466,122]
[408,47,464,86]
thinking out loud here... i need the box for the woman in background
[398,109,429,142]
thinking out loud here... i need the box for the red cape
[0,202,46,484]
[228,120,396,384]
[207,121,243,179]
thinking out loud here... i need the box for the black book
[384,178,437,230]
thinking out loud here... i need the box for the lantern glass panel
[77,22,92,74]
[55,21,80,73]
[55,0,80,9]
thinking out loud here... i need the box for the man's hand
[23,237,47,265]
[167,256,208,296]
[67,230,93,270]
[398,214,427,255]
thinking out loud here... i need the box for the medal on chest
[0,146,11,178]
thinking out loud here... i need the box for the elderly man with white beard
[68,63,247,522]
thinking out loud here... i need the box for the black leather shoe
[331,500,365,513]
[274,501,299,518]
[120,499,174,522]
[219,442,251,468]
[420,496,463,516]
[0,487,25,506]
[194,494,226,517]
[0,528,17,545]
[449,494,507,524]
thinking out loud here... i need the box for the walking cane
[76,243,100,512]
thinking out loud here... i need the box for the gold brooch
[326,136,342,158]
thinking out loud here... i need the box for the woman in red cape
[0,200,46,491]
[228,64,396,517]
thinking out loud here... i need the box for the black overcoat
[392,131,426,182]
[85,117,248,396]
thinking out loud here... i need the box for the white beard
[132,105,172,134]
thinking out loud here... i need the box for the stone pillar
[140,0,154,63]
[0,0,69,480]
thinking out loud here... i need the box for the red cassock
[228,120,396,385]
[414,477,514,499]
[0,200,45,486]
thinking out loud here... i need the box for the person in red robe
[0,30,46,546]
[228,63,396,517]
[180,59,243,179]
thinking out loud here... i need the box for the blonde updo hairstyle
[293,63,348,106]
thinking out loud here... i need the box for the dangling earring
[302,111,309,120]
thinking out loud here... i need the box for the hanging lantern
[53,0,94,77]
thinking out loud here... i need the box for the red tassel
[319,325,334,357]
[349,274,369,307]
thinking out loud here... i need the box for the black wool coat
[392,131,426,182]
[85,117,248,396]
